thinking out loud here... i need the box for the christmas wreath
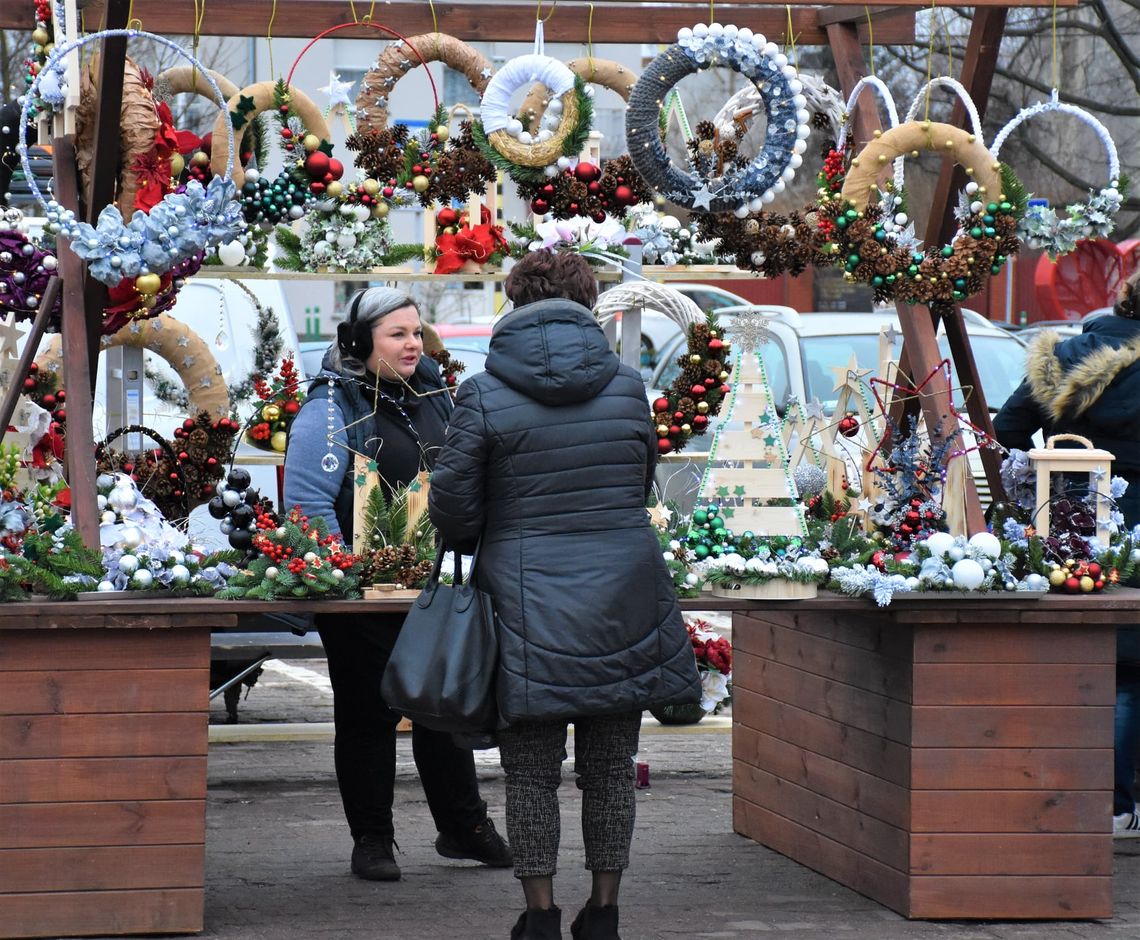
[22,30,243,300]
[473,53,594,186]
[650,313,733,454]
[991,90,1125,258]
[626,23,810,215]
[213,79,337,226]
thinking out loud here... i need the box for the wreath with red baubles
[518,155,651,222]
[650,315,732,454]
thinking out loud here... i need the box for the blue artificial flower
[202,177,244,245]
[71,205,144,285]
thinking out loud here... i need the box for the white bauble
[120,526,143,550]
[169,550,185,565]
[518,131,533,145]
[288,205,305,220]
[335,232,357,250]
[170,564,191,584]
[303,551,318,563]
[685,573,700,586]
[97,580,116,592]
[905,576,921,590]
[107,485,138,513]
[969,531,1002,559]
[923,531,955,558]
[951,558,986,590]
[313,239,332,258]
[265,566,278,580]
[275,527,287,538]
[100,510,117,525]
[332,568,345,580]
[118,554,139,575]
[217,240,246,266]
[222,490,242,508]
[97,473,115,489]
[131,568,154,589]
[662,551,675,561]
[947,545,966,563]
[506,118,523,137]
[97,495,107,510]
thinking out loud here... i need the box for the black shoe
[510,906,561,940]
[435,816,513,867]
[570,901,619,940]
[351,834,401,881]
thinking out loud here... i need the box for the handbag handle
[424,537,483,590]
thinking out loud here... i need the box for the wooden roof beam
[21,2,919,44]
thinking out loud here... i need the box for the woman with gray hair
[284,287,511,882]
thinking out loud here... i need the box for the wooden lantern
[1026,434,1115,544]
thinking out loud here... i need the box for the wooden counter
[731,593,1127,920]
[0,592,1133,935]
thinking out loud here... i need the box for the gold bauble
[412,174,430,193]
[681,424,691,433]
[32,27,50,46]
[270,431,288,453]
[325,180,344,198]
[718,371,728,380]
[135,273,162,296]
[434,125,450,143]
[744,219,760,235]
[362,178,381,196]
[190,151,210,167]
[656,424,670,436]
[169,153,185,176]
[1080,576,1096,593]
[302,134,321,152]
[697,401,710,414]
[689,354,702,364]
[372,203,390,219]
[262,404,282,422]
[1048,569,1067,587]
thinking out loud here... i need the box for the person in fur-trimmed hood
[995,267,1140,841]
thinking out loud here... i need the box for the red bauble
[693,414,708,429]
[284,400,301,415]
[652,397,670,413]
[708,338,724,350]
[871,550,887,571]
[591,210,607,223]
[1063,576,1081,594]
[669,425,681,436]
[690,385,707,397]
[280,128,293,139]
[657,438,674,455]
[673,411,684,421]
[22,378,35,390]
[531,198,549,215]
[1088,562,1102,579]
[838,413,860,437]
[382,186,395,198]
[28,362,38,374]
[304,151,330,179]
[719,384,731,394]
[177,451,189,461]
[614,184,634,205]
[574,162,601,183]
[587,181,601,195]
[542,184,555,196]
[309,181,326,194]
[437,207,460,227]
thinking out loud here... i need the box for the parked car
[434,322,493,382]
[648,307,1029,511]
[671,283,752,313]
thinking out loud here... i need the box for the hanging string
[709,0,715,24]
[586,3,595,67]
[784,6,798,70]
[865,6,875,77]
[537,0,557,22]
[347,0,359,23]
[923,0,937,121]
[1051,0,1059,91]
[192,0,206,74]
[126,0,141,30]
[266,0,278,80]
[428,0,438,33]
[362,0,377,23]
[938,5,953,76]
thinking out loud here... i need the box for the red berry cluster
[252,533,295,564]
[287,556,308,575]
[817,147,846,195]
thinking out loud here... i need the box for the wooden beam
[23,2,918,44]
[52,138,100,550]
[0,278,61,441]
[825,21,883,154]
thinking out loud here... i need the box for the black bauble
[207,496,228,520]
[228,529,254,550]
[227,468,251,490]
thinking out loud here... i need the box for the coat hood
[485,299,620,405]
[1025,316,1140,424]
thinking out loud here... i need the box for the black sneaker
[435,817,513,867]
[351,834,401,881]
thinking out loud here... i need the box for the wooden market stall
[0,0,1118,937]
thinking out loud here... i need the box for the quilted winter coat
[428,299,701,723]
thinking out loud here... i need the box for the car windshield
[800,333,1028,414]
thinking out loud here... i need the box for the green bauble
[708,504,720,515]
[692,509,708,525]
[694,544,710,559]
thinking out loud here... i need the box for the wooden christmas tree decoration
[697,310,805,538]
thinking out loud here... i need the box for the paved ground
[118,609,1140,940]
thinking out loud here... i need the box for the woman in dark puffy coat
[994,268,1140,840]
[429,250,700,940]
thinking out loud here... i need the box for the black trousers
[318,614,487,841]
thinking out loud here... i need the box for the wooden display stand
[731,597,1115,920]
[0,604,235,938]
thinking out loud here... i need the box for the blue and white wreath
[626,22,810,216]
[991,91,1124,259]
[19,29,242,289]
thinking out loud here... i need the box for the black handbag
[380,542,499,735]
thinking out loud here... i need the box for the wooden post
[825,21,883,151]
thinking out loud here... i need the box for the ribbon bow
[434,215,508,275]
